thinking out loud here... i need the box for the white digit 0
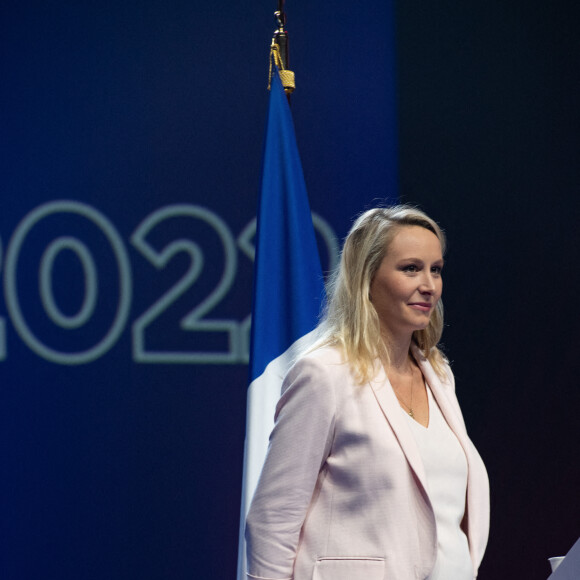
[4,200,132,364]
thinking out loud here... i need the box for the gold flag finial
[268,3,295,94]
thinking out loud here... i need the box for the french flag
[236,68,326,579]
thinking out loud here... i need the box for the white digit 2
[131,204,241,363]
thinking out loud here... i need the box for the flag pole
[269,1,295,96]
[273,1,289,71]
[237,5,325,577]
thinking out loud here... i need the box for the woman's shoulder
[286,344,351,382]
[304,343,346,362]
[278,345,353,409]
[302,343,358,371]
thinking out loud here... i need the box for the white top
[405,386,473,580]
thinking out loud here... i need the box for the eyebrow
[397,257,445,264]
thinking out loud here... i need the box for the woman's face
[369,225,443,343]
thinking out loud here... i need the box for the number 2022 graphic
[0,200,338,365]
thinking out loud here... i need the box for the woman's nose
[419,274,436,293]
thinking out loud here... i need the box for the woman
[245,205,490,580]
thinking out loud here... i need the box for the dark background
[397,2,580,577]
[1,1,578,579]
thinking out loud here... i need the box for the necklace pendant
[408,409,414,418]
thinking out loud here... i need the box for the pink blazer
[245,346,490,580]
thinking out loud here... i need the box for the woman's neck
[381,331,414,373]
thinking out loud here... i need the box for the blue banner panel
[1,1,397,578]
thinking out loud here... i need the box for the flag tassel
[268,6,295,94]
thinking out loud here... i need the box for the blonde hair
[317,205,447,383]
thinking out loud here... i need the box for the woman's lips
[408,302,432,312]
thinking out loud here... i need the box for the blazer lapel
[368,364,430,495]
[416,354,470,451]
[369,351,473,497]
[415,351,488,565]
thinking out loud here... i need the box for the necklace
[391,366,415,418]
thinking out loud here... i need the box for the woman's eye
[402,265,418,272]
[431,266,442,275]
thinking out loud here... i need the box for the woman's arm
[245,355,337,579]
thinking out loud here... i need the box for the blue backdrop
[1,2,396,578]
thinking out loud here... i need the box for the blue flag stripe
[249,69,325,382]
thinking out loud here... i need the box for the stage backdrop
[0,2,397,579]
[2,1,579,579]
